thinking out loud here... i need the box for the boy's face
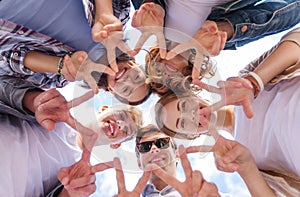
[137,132,178,170]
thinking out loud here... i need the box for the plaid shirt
[0,0,130,89]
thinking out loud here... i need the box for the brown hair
[135,124,177,158]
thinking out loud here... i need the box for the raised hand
[132,2,166,58]
[166,20,227,80]
[100,31,136,73]
[57,147,113,197]
[113,158,151,197]
[61,51,87,82]
[151,145,220,197]
[92,13,123,43]
[193,77,254,118]
[76,57,116,94]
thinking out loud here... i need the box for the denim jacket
[132,0,300,49]
[208,0,300,49]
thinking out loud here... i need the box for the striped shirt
[0,0,131,89]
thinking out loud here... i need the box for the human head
[135,124,178,184]
[145,43,215,96]
[155,92,218,139]
[93,53,152,105]
[85,104,143,146]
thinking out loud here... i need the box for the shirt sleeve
[0,75,43,115]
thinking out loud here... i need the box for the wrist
[23,90,43,113]
[244,72,264,98]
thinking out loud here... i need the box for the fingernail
[61,177,68,185]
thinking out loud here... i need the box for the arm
[131,0,166,12]
[56,147,113,197]
[191,136,276,197]
[208,1,300,49]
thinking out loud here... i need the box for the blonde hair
[98,104,143,128]
[145,45,216,96]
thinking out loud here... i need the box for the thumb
[41,119,55,131]
[104,23,123,33]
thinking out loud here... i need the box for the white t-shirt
[0,115,81,196]
[234,77,300,177]
[165,0,231,42]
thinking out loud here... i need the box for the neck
[216,106,235,134]
[150,165,177,191]
[150,174,169,191]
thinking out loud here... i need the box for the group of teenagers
[1,0,300,196]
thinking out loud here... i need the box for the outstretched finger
[192,52,205,80]
[81,145,92,162]
[156,31,167,59]
[178,145,193,179]
[67,91,94,109]
[114,158,126,193]
[186,145,213,154]
[106,49,118,73]
[199,101,225,116]
[134,33,151,52]
[91,161,114,173]
[84,74,100,94]
[37,89,61,105]
[166,42,190,60]
[242,98,254,119]
[150,164,182,190]
[192,80,222,94]
[117,42,136,57]
[133,167,151,194]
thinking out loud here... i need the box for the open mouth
[104,120,117,137]
[115,68,127,80]
[165,64,178,72]
[150,156,164,164]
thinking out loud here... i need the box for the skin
[113,158,151,197]
[151,145,220,197]
[160,96,214,136]
[186,136,276,197]
[96,109,138,144]
[137,132,179,191]
[57,147,114,197]
[106,60,150,103]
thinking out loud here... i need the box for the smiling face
[98,109,139,144]
[156,94,214,138]
[107,60,150,104]
[137,131,178,171]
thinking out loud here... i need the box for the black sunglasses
[137,137,171,153]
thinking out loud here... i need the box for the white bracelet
[249,72,264,92]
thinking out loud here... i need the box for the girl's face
[150,53,191,80]
[107,61,150,103]
[160,96,213,136]
[98,110,138,143]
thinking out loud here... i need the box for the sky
[58,3,300,197]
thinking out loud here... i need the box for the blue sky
[58,3,300,196]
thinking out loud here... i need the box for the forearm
[254,41,300,84]
[95,0,113,19]
[239,161,276,197]
[24,51,61,74]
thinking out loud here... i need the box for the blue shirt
[0,0,97,52]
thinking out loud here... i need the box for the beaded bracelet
[57,56,64,75]
[57,52,73,75]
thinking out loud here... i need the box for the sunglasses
[137,137,171,153]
